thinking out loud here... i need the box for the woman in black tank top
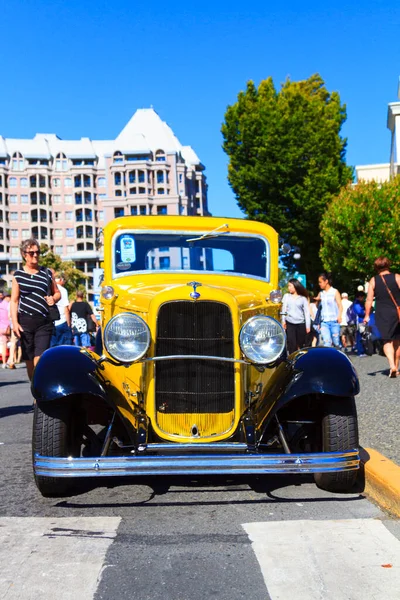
[10,238,61,380]
[365,256,400,377]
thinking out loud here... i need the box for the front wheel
[32,402,79,497]
[314,397,359,493]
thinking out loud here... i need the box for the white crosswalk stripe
[0,517,120,600]
[243,519,400,600]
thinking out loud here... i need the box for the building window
[10,212,18,221]
[159,256,170,269]
[22,228,30,237]
[67,245,74,254]
[9,195,18,204]
[54,229,63,239]
[83,174,91,188]
[97,177,106,187]
[11,153,24,171]
[138,170,145,183]
[157,171,164,184]
[21,212,29,221]
[65,211,73,220]
[55,153,68,171]
[84,191,91,204]
[129,187,136,195]
[76,209,83,222]
[21,195,28,204]
[114,207,124,218]
[139,205,146,215]
[66,228,74,237]
[20,178,28,188]
[138,187,145,194]
[129,172,136,184]
[10,229,19,239]
[64,177,72,187]
[86,225,93,238]
[113,151,123,164]
[9,177,17,188]
[114,172,122,186]
[130,206,137,215]
[157,205,167,215]
[98,210,104,220]
[52,195,61,204]
[55,245,64,255]
[54,212,61,221]
[179,174,183,183]
[115,190,122,197]
[155,149,166,162]
[157,188,165,195]
[85,208,93,221]
[77,242,84,251]
[75,193,82,205]
[53,178,61,188]
[11,247,20,258]
[64,195,73,204]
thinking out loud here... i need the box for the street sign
[297,274,307,287]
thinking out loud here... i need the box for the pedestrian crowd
[0,238,99,380]
[281,257,400,377]
[1,238,399,380]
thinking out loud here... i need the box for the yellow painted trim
[361,447,400,518]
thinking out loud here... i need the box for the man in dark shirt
[70,291,98,347]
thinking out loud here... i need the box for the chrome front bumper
[33,450,360,478]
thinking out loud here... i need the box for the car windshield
[113,231,270,280]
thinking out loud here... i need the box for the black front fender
[31,346,107,404]
[255,347,360,427]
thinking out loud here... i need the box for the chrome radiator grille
[155,301,234,414]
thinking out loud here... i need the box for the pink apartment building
[0,108,209,298]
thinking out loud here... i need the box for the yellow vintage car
[32,216,360,496]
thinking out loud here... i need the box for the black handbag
[46,269,61,322]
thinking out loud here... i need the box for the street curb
[360,447,400,518]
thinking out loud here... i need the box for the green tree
[320,177,400,284]
[221,73,353,283]
[39,244,88,296]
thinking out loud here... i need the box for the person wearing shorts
[10,238,60,380]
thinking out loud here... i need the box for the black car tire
[32,402,78,497]
[314,396,359,493]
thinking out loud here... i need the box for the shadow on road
[0,404,34,418]
[366,369,390,377]
[54,472,366,508]
[0,380,28,388]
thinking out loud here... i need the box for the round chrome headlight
[104,313,150,363]
[240,316,285,364]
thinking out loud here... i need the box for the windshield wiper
[186,223,230,242]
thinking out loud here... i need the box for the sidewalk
[351,353,399,465]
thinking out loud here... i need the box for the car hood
[111,273,273,316]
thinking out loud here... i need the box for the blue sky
[1,0,399,218]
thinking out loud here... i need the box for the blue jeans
[50,322,73,347]
[320,321,341,348]
[74,332,91,347]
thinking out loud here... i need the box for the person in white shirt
[340,292,355,351]
[50,272,73,346]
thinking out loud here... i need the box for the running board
[33,450,360,478]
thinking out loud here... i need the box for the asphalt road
[0,356,399,599]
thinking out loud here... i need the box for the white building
[355,80,400,182]
[0,109,209,297]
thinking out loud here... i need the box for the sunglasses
[25,250,40,257]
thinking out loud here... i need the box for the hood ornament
[187,281,202,300]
